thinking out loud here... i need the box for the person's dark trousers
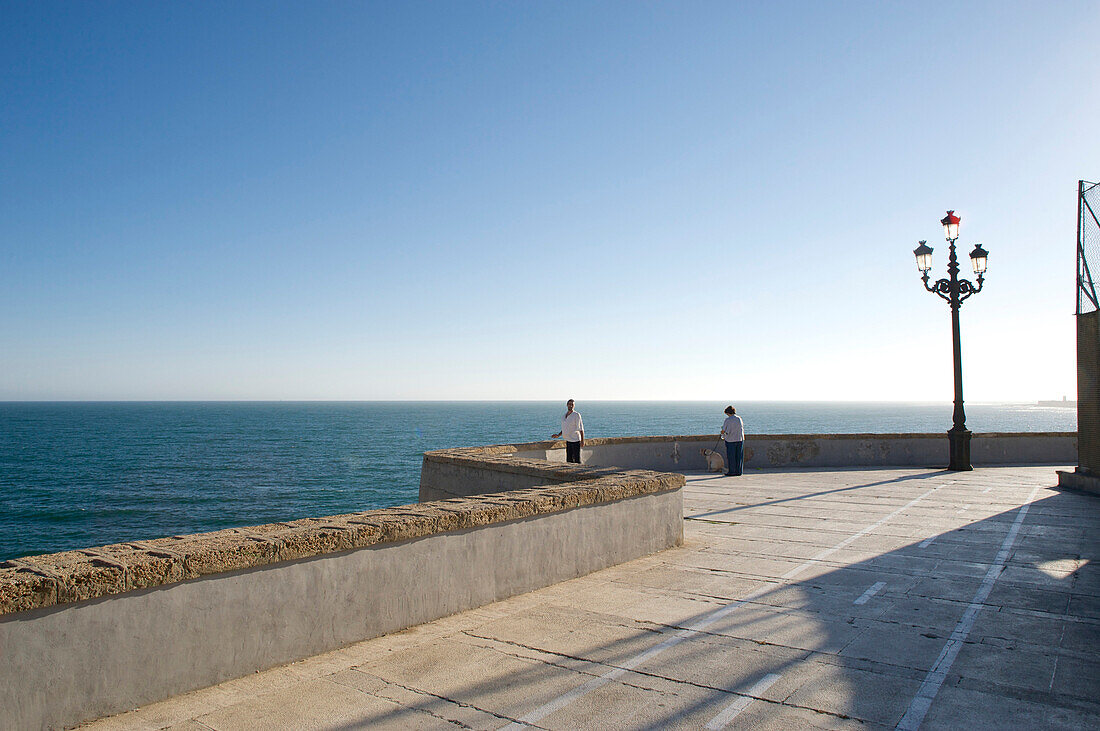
[724,440,744,476]
[566,440,581,463]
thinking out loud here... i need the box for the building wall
[1079,311,1100,475]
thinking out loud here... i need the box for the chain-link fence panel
[1078,180,1100,314]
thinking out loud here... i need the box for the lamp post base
[947,428,973,471]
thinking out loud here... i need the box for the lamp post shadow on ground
[913,210,990,471]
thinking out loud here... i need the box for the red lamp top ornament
[940,210,961,241]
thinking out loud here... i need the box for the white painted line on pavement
[918,537,935,548]
[853,581,887,605]
[502,483,946,730]
[896,485,1041,731]
[704,673,782,730]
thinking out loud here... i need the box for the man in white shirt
[552,399,585,464]
[720,405,745,476]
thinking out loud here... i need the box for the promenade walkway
[84,465,1098,730]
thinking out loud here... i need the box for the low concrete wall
[969,433,1076,464]
[419,443,665,501]
[419,446,578,500]
[2,450,684,730]
[1057,468,1100,494]
[504,433,1077,472]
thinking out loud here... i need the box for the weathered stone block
[0,567,57,614]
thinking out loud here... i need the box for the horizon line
[0,398,1067,405]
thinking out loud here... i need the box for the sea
[0,401,1076,561]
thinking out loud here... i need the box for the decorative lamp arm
[922,273,952,302]
[957,274,984,304]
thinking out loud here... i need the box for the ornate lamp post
[913,210,989,471]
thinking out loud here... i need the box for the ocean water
[0,401,1075,561]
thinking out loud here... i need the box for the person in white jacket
[552,399,585,464]
[720,405,745,476]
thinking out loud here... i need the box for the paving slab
[781,661,924,726]
[194,677,450,730]
[1059,614,1100,646]
[1047,653,1100,700]
[82,465,1098,731]
[694,603,866,654]
[918,684,1100,730]
[530,666,747,730]
[879,595,1005,634]
[947,640,1062,697]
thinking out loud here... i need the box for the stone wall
[1,451,684,731]
[495,433,1076,476]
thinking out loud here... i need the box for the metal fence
[1077,180,1100,314]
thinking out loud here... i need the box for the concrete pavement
[81,465,1099,730]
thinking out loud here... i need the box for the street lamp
[912,210,988,471]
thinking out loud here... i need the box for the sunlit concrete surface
[81,466,1099,730]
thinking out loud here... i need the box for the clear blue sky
[1,1,1096,401]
